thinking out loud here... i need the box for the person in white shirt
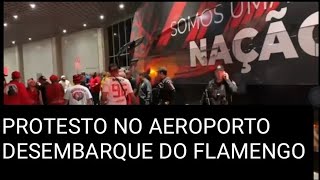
[102,63,136,105]
[64,74,93,105]
[59,75,71,93]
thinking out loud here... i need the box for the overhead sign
[131,2,319,85]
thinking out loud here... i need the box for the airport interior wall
[61,29,105,83]
[4,28,106,84]
[22,38,55,83]
[4,47,19,83]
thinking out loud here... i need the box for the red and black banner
[130,2,319,86]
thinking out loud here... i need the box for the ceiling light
[30,3,36,9]
[13,15,18,19]
[12,41,15,45]
[28,38,32,41]
[100,15,104,20]
[119,3,124,9]
[63,29,67,33]
[83,23,87,27]
[114,33,117,36]
[4,23,7,27]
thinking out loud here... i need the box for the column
[97,28,106,73]
[17,45,24,83]
[51,36,63,76]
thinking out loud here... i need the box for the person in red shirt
[4,71,33,105]
[46,75,65,105]
[26,78,41,105]
[89,72,101,105]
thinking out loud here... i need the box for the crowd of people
[3,64,177,105]
[3,63,238,105]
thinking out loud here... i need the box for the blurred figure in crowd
[64,74,93,105]
[100,72,110,102]
[200,65,237,105]
[137,72,152,105]
[100,72,110,89]
[89,72,101,105]
[151,72,162,105]
[3,73,7,87]
[46,75,65,105]
[145,68,152,82]
[119,67,126,72]
[86,73,91,84]
[26,78,41,105]
[155,67,176,105]
[119,71,126,78]
[37,75,50,105]
[80,72,86,86]
[59,75,71,93]
[80,72,90,89]
[4,71,32,105]
[119,68,126,78]
[126,69,137,95]
[102,63,136,105]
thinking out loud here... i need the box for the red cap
[50,75,59,82]
[12,71,21,79]
[73,74,82,83]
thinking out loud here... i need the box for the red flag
[74,56,81,72]
[4,67,8,76]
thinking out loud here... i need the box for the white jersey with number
[102,76,133,105]
[64,84,92,105]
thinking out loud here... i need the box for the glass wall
[107,17,134,68]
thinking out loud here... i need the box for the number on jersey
[112,83,127,98]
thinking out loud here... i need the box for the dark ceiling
[4,2,142,48]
